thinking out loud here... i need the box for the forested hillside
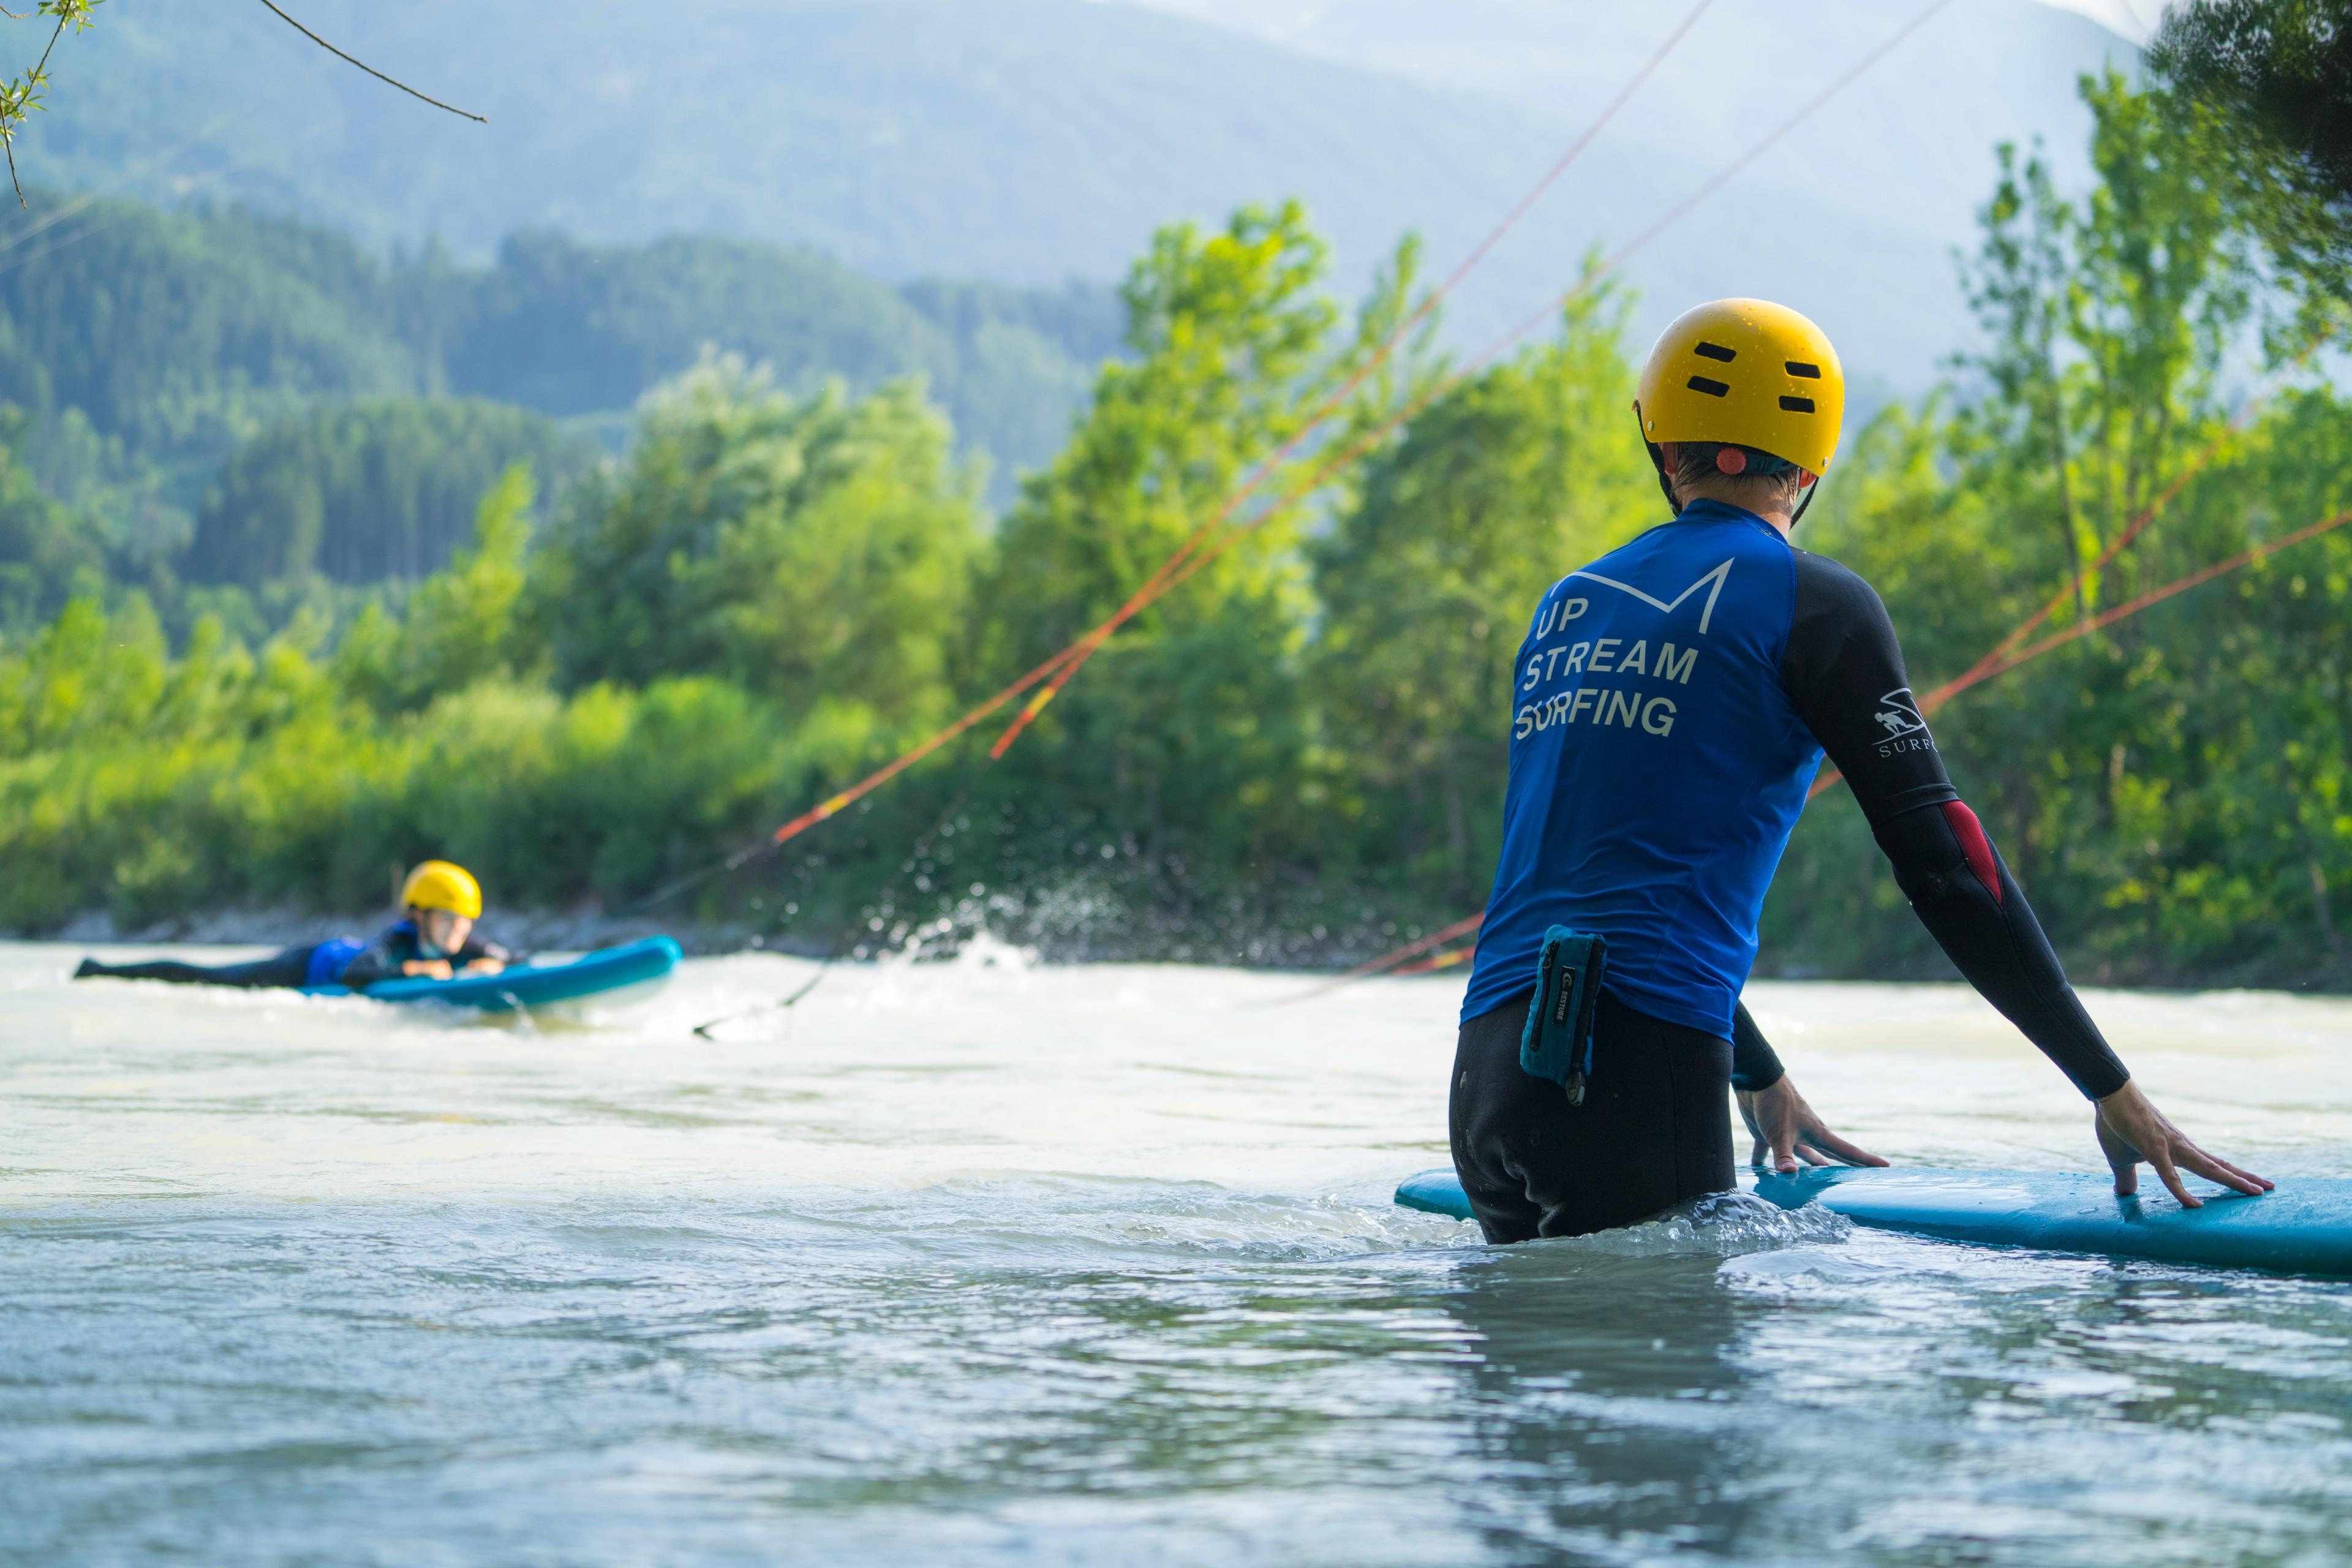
[0,191,1117,627]
[6,72,2350,991]
[12,0,2127,386]
[188,401,597,589]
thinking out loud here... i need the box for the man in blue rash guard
[1449,298,2272,1243]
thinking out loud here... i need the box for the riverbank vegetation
[4,70,2350,989]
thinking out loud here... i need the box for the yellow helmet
[1633,298,1845,475]
[401,860,482,919]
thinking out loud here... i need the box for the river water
[4,940,2350,1566]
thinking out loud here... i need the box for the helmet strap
[1789,475,1822,530]
[1636,407,1679,515]
[1646,442,1679,514]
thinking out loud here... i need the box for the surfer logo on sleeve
[1871,689,1936,756]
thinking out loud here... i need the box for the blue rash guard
[1457,496,2130,1102]
[1463,500,1822,1036]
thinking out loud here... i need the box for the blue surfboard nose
[1395,1165,2352,1278]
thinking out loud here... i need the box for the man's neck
[1675,484,1792,537]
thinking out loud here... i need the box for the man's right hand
[401,958,455,981]
[2094,1080,2274,1207]
[1737,1076,1891,1174]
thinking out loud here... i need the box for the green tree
[530,356,981,730]
[1767,69,2352,987]
[189,398,591,587]
[334,464,538,714]
[0,405,102,632]
[974,202,1425,878]
[0,1,101,201]
[1310,275,1652,902]
[1952,77,2251,626]
[2151,1,2352,207]
[2149,2,2352,334]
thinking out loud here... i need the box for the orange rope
[980,0,1718,761]
[1393,942,1479,977]
[1970,503,2352,676]
[1809,464,2349,805]
[989,0,1956,759]
[1921,334,2334,714]
[772,0,1954,851]
[1344,499,2352,983]
[1265,912,1489,1003]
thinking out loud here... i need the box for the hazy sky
[1112,0,2170,46]
[2030,0,2171,42]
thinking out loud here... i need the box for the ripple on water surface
[4,943,2351,1566]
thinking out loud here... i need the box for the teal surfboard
[1395,1166,2352,1278]
[304,935,682,1011]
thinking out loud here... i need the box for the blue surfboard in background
[1396,1164,2352,1279]
[303,935,682,1012]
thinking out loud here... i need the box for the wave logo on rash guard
[1513,560,1736,744]
[1872,688,1935,756]
[1566,558,1735,635]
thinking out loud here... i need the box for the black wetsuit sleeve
[1869,803,2129,1099]
[457,933,511,965]
[1777,551,2130,1101]
[1730,1003,1785,1092]
[1781,551,1958,829]
[337,925,422,989]
[341,927,509,987]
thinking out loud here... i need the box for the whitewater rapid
[4,942,2348,1565]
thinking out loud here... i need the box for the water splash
[1534,1189,1855,1262]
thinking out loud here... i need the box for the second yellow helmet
[1633,298,1845,475]
[401,860,483,919]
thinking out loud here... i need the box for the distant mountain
[0,193,1118,588]
[1110,1,2128,217]
[1105,0,2139,380]
[16,0,2135,388]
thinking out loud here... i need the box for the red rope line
[1355,499,2352,986]
[1393,942,1478,976]
[980,0,1716,761]
[772,3,1717,834]
[1265,912,1488,1005]
[989,0,1956,761]
[771,0,1954,853]
[1921,336,2333,713]
[1976,504,2352,675]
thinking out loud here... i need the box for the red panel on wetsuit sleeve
[1940,801,2002,905]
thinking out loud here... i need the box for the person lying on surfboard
[1449,298,2272,1243]
[74,861,511,992]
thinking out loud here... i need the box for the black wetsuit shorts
[1450,987,1734,1243]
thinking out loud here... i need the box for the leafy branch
[0,0,483,209]
[0,0,100,209]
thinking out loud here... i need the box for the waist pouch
[1520,926,1606,1104]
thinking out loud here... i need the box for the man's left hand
[1736,1076,1891,1174]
